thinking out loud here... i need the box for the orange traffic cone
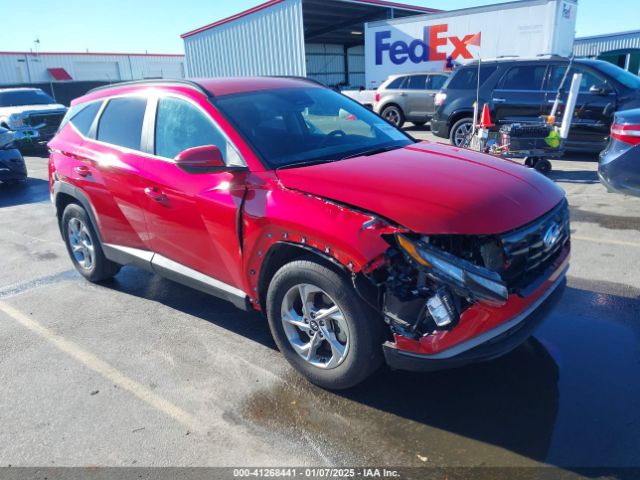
[479,103,494,128]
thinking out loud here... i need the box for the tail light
[434,92,447,107]
[611,123,640,145]
[375,92,381,103]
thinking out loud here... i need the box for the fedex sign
[375,24,481,66]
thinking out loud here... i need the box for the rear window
[69,102,102,136]
[429,75,448,90]
[446,65,498,90]
[385,77,406,89]
[498,65,547,91]
[97,97,147,150]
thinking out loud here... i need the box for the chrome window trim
[62,89,247,168]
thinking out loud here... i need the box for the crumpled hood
[276,142,565,235]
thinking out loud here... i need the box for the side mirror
[174,145,227,173]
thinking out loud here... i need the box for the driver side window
[155,96,242,164]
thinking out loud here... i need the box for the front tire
[266,257,384,390]
[61,203,121,282]
[380,105,405,128]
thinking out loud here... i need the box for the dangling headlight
[8,113,25,129]
[396,234,508,306]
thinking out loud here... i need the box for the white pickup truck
[0,88,67,149]
[341,89,377,110]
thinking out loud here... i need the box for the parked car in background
[0,126,27,185]
[341,88,376,110]
[0,88,67,150]
[431,57,640,152]
[599,108,640,197]
[49,77,569,389]
[374,72,449,128]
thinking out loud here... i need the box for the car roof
[75,77,322,105]
[457,56,604,67]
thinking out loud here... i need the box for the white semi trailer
[363,0,578,88]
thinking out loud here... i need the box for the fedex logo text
[375,24,481,66]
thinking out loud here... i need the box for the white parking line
[572,235,640,249]
[0,301,204,433]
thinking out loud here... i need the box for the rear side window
[499,65,547,91]
[97,97,147,150]
[405,75,428,90]
[385,77,406,89]
[429,75,448,90]
[154,96,228,160]
[69,102,102,136]
[446,65,498,90]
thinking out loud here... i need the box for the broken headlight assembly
[381,234,509,338]
[396,234,508,306]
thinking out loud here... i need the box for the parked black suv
[430,57,640,153]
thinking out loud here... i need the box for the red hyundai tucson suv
[48,77,570,389]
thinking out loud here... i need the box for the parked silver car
[374,72,449,128]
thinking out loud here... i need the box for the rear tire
[266,256,384,390]
[450,117,474,147]
[61,203,121,282]
[380,105,405,128]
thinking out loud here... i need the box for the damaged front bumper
[383,248,569,371]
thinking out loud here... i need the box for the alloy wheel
[280,283,350,369]
[453,121,473,146]
[67,217,95,270]
[383,108,401,126]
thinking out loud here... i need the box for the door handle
[400,93,408,97]
[73,166,91,177]
[492,98,506,103]
[144,187,167,202]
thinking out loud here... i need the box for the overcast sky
[0,0,634,54]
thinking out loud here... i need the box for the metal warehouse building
[182,0,437,87]
[574,30,640,75]
[0,51,185,85]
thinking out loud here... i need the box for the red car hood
[275,142,565,235]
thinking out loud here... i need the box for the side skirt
[102,244,251,311]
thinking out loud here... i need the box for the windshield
[0,89,56,107]
[591,62,640,90]
[213,87,413,169]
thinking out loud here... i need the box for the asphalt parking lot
[1,133,640,476]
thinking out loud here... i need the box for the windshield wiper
[339,144,404,160]
[277,158,339,170]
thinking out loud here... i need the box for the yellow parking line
[572,235,640,249]
[0,301,204,433]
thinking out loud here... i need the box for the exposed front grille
[25,112,65,132]
[499,200,570,292]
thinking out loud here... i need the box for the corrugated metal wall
[183,0,306,77]
[574,31,640,57]
[305,43,344,86]
[305,44,365,87]
[0,53,185,85]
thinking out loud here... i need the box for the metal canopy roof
[303,0,438,46]
[182,0,439,46]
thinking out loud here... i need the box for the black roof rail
[87,78,211,96]
[267,75,328,87]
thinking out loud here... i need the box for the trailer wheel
[533,158,552,175]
